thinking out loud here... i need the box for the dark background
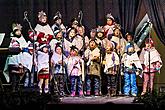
[0,0,165,91]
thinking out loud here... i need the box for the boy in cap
[122,42,142,96]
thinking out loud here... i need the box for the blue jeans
[86,75,100,93]
[123,72,137,95]
[70,76,83,93]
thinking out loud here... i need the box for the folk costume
[51,44,66,96]
[3,23,28,92]
[37,44,50,93]
[103,45,120,96]
[110,28,127,56]
[65,46,84,97]
[23,43,36,87]
[122,42,142,96]
[49,29,63,52]
[34,10,53,45]
[140,38,162,95]
[84,40,101,96]
[64,28,83,57]
[103,13,115,39]
[52,11,66,34]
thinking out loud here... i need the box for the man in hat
[71,18,79,30]
[34,10,53,45]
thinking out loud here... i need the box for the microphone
[24,11,28,20]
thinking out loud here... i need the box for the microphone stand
[148,22,152,94]
[117,34,122,95]
[24,12,36,88]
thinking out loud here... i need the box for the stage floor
[57,96,143,104]
[47,96,145,110]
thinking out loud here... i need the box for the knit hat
[126,42,134,51]
[71,18,79,25]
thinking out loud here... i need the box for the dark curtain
[118,0,143,36]
[143,0,165,45]
[0,0,144,39]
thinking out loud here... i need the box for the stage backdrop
[0,0,165,91]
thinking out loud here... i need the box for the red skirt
[38,74,50,79]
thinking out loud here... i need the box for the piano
[0,47,21,55]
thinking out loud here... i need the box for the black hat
[70,45,79,52]
[71,18,79,25]
[53,11,62,21]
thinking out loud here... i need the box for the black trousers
[8,65,21,92]
[107,74,117,90]
[52,74,65,93]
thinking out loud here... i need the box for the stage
[59,96,139,104]
[46,96,145,110]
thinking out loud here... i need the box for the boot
[44,88,49,93]
[111,88,116,97]
[107,88,111,97]
[86,90,91,96]
[71,91,76,97]
[79,90,83,97]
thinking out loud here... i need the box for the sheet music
[0,33,5,46]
